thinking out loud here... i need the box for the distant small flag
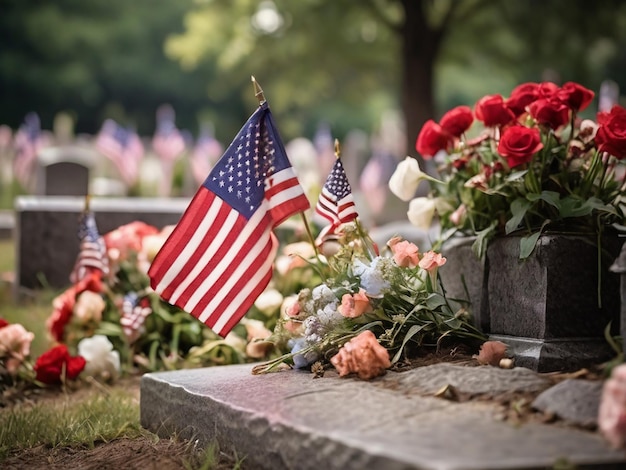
[120,293,152,343]
[190,124,223,186]
[152,105,186,162]
[148,101,310,337]
[95,119,144,186]
[315,157,358,243]
[13,112,47,189]
[70,209,109,284]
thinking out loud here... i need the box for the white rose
[407,197,437,230]
[77,335,120,382]
[389,157,428,201]
[254,288,284,316]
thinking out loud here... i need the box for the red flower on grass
[34,344,86,385]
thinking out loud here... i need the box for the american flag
[120,292,152,343]
[189,125,223,186]
[70,209,110,284]
[95,119,144,186]
[315,157,358,243]
[152,105,186,162]
[13,112,47,189]
[148,101,310,337]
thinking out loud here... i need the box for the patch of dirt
[1,438,209,470]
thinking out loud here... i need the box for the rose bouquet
[390,81,626,258]
[254,221,486,378]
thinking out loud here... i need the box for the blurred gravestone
[36,146,97,196]
[14,196,190,292]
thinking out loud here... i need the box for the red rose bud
[537,81,559,98]
[474,94,515,127]
[528,98,570,130]
[557,82,595,112]
[497,125,543,168]
[415,120,454,158]
[439,105,474,137]
[506,82,540,116]
[595,106,626,160]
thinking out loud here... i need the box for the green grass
[0,389,145,458]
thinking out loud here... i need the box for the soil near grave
[0,349,606,470]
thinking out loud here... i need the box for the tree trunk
[399,0,441,174]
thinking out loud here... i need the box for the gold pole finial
[334,139,341,159]
[251,76,266,105]
[84,194,91,212]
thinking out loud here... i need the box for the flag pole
[250,76,321,261]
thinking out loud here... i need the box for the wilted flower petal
[330,331,391,380]
[473,340,508,366]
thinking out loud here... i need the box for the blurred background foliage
[2,0,626,156]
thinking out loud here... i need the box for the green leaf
[471,221,498,259]
[391,323,429,364]
[425,293,447,310]
[505,170,528,182]
[505,198,532,234]
[519,220,550,259]
[527,190,560,208]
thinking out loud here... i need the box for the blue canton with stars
[324,159,352,200]
[203,102,291,220]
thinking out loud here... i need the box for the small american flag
[148,101,310,337]
[315,157,358,243]
[152,105,186,162]
[189,125,223,186]
[70,209,110,284]
[13,112,47,189]
[95,119,144,186]
[120,293,152,343]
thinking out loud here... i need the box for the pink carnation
[388,237,420,268]
[330,331,391,380]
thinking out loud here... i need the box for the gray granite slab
[532,379,604,428]
[140,364,626,470]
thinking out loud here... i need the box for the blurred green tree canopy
[2,0,626,152]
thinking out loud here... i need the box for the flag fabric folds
[148,102,310,337]
[70,209,110,284]
[315,157,358,243]
[120,292,152,344]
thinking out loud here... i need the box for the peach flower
[418,251,447,271]
[242,319,274,359]
[388,238,420,268]
[330,330,391,380]
[73,290,106,325]
[0,323,35,374]
[599,364,626,448]
[338,288,372,318]
[103,221,159,260]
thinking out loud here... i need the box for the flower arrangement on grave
[389,81,626,258]
[253,148,487,379]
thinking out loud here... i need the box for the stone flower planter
[440,233,622,372]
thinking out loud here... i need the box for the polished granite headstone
[140,363,626,470]
[14,196,190,291]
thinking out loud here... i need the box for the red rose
[0,318,8,329]
[34,344,86,385]
[415,120,454,158]
[474,94,515,127]
[596,105,626,159]
[506,82,539,116]
[537,81,559,98]
[497,125,544,168]
[439,105,474,137]
[557,82,595,112]
[528,98,570,130]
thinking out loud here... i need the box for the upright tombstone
[36,145,97,196]
[14,196,190,292]
[610,241,626,359]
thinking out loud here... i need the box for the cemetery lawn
[0,239,242,470]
